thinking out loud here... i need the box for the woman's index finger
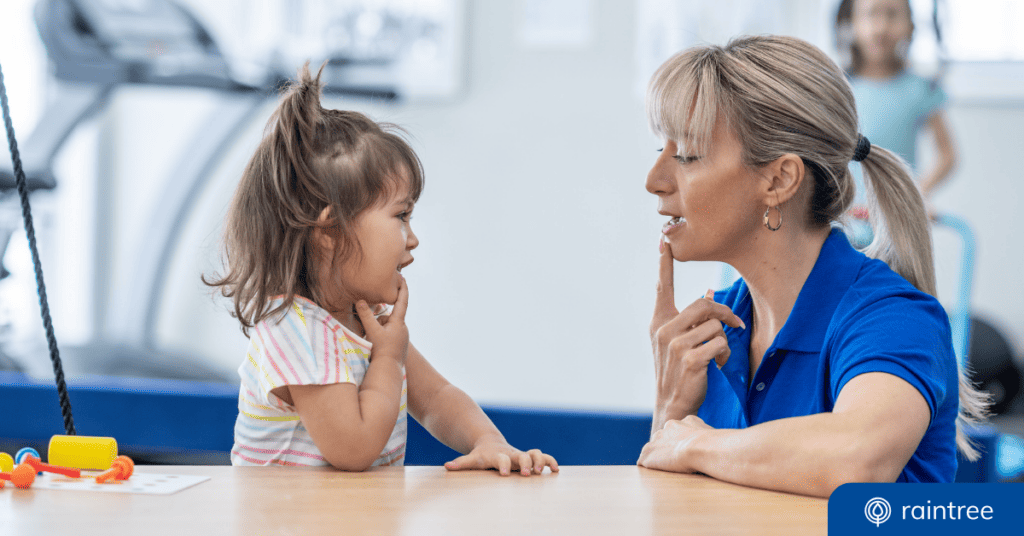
[655,240,677,316]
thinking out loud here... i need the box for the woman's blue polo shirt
[702,228,958,482]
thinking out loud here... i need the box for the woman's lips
[662,217,686,235]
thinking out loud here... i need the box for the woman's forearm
[651,399,695,436]
[688,413,893,497]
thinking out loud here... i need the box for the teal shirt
[850,72,947,203]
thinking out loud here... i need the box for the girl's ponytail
[861,144,990,461]
[270,62,331,220]
[204,63,333,336]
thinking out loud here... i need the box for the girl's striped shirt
[231,296,407,467]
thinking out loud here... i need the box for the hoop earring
[763,206,782,231]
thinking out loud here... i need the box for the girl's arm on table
[278,358,405,471]
[406,343,558,476]
[275,285,411,472]
[638,372,930,497]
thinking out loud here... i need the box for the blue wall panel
[0,372,652,465]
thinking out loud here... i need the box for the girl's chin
[376,289,401,307]
[353,279,403,307]
[349,293,393,308]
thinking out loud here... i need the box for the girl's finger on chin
[355,301,379,328]
[391,277,410,320]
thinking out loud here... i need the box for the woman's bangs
[646,49,718,157]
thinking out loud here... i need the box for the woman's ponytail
[859,143,936,296]
[861,144,990,461]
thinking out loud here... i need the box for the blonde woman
[636,35,986,497]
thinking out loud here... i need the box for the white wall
[3,0,1022,412]
[929,102,1024,366]
[154,0,678,410]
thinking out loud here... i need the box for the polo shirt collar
[771,228,865,353]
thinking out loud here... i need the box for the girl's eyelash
[398,211,412,222]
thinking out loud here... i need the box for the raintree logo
[864,497,891,527]
[830,484,1021,536]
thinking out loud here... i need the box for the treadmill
[0,0,397,382]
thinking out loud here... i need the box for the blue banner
[829,483,1024,535]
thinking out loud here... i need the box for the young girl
[205,64,558,475]
[836,0,958,205]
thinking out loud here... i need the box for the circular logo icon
[865,497,891,527]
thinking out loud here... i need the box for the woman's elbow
[824,453,901,496]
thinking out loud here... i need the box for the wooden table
[1,465,827,535]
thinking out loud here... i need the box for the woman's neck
[730,226,831,348]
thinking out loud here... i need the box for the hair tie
[852,135,871,162]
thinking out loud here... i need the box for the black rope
[0,61,75,435]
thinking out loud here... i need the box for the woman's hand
[356,277,410,366]
[637,415,714,473]
[651,241,745,428]
[444,439,559,476]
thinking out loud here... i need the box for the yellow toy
[47,435,118,471]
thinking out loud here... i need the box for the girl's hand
[356,277,410,366]
[651,242,745,422]
[637,415,714,473]
[444,440,559,476]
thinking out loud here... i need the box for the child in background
[835,0,958,206]
[205,63,558,475]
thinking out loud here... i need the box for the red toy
[95,456,134,484]
[23,454,81,478]
[0,464,38,489]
